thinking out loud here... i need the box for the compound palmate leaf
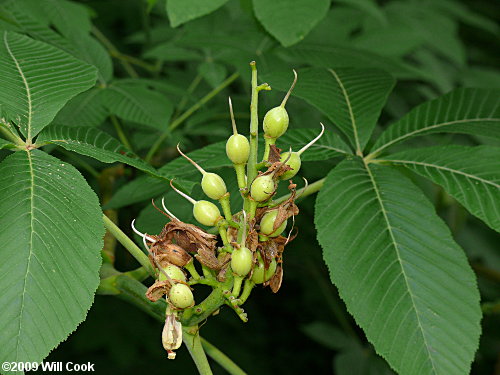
[371,88,500,156]
[0,31,97,139]
[267,68,395,153]
[315,159,481,375]
[0,150,104,369]
[381,145,500,233]
[37,125,159,177]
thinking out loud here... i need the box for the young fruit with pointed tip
[251,254,277,284]
[170,181,223,226]
[226,97,249,189]
[168,283,194,309]
[250,174,276,202]
[159,264,187,282]
[177,145,227,200]
[260,210,287,237]
[279,123,325,180]
[226,97,250,165]
[263,69,297,141]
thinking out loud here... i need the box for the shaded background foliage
[0,0,498,374]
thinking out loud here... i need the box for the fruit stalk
[246,62,270,189]
[247,61,259,189]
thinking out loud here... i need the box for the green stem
[183,327,214,375]
[231,275,243,297]
[238,280,254,304]
[102,214,155,277]
[219,194,233,222]
[146,72,240,162]
[110,115,134,151]
[218,225,232,252]
[185,260,201,280]
[201,338,247,375]
[234,164,247,190]
[110,51,158,72]
[247,198,258,220]
[273,177,325,204]
[173,73,203,119]
[0,123,24,146]
[246,62,259,189]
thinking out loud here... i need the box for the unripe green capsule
[226,134,250,165]
[201,173,227,200]
[193,200,222,226]
[262,69,297,140]
[231,246,253,277]
[263,107,289,139]
[260,210,287,237]
[250,174,276,202]
[177,145,227,200]
[279,151,301,180]
[168,283,194,309]
[252,256,277,284]
[159,265,187,282]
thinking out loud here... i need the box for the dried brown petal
[155,243,192,268]
[195,247,220,269]
[267,144,282,163]
[216,253,231,282]
[269,264,283,293]
[146,280,172,302]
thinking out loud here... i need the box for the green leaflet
[370,88,500,156]
[0,31,97,139]
[0,150,104,368]
[252,0,330,47]
[315,159,481,375]
[381,145,500,233]
[37,125,160,177]
[102,80,174,130]
[166,0,229,28]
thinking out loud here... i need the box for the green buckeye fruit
[193,200,222,226]
[279,151,301,180]
[260,210,287,237]
[263,107,289,139]
[251,255,277,284]
[226,134,250,165]
[231,246,253,277]
[168,283,194,309]
[201,172,227,200]
[159,264,187,282]
[250,174,276,202]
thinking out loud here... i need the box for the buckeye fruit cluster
[132,62,324,359]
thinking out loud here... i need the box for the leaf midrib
[4,32,32,140]
[16,151,35,360]
[380,158,500,189]
[363,160,438,374]
[328,68,361,154]
[371,117,500,156]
